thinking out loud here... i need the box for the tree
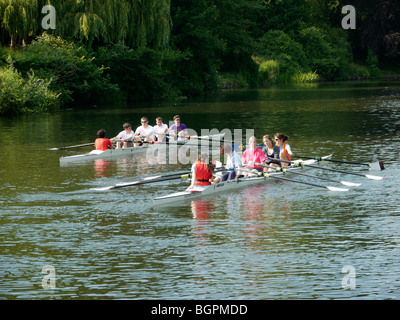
[334,0,400,61]
[0,0,39,47]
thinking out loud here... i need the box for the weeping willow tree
[0,0,39,47]
[47,0,171,49]
[0,0,171,49]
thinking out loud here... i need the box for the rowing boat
[59,134,224,165]
[153,155,332,206]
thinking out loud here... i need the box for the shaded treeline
[0,0,399,115]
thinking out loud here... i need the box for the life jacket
[282,142,292,161]
[195,162,213,186]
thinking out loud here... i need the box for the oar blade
[340,181,362,187]
[90,186,115,191]
[365,174,385,181]
[326,186,349,192]
[115,180,141,187]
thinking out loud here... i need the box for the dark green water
[1,80,400,299]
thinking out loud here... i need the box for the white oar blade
[340,181,362,187]
[365,174,385,181]
[115,180,141,187]
[141,175,161,181]
[326,186,349,192]
[91,186,115,191]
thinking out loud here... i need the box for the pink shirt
[242,148,266,169]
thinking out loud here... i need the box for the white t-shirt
[116,130,134,140]
[135,125,154,140]
[226,151,242,169]
[153,123,168,135]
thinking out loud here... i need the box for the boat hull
[59,134,224,165]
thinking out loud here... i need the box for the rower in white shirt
[134,116,154,146]
[153,117,168,142]
[110,123,134,148]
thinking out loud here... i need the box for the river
[1,80,400,300]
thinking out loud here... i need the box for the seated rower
[134,116,154,146]
[274,133,293,167]
[236,136,266,177]
[262,134,280,171]
[169,115,188,141]
[111,123,134,148]
[153,116,168,142]
[95,129,113,151]
[216,144,242,182]
[188,153,214,190]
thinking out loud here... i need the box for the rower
[188,153,214,190]
[133,116,154,146]
[236,136,266,177]
[274,133,293,167]
[262,134,280,171]
[169,115,188,141]
[95,129,114,151]
[153,116,168,142]
[110,123,134,148]
[214,144,242,182]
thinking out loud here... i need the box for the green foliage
[256,30,309,83]
[12,33,119,105]
[171,0,226,96]
[95,44,184,101]
[298,26,353,80]
[366,49,380,77]
[0,0,389,115]
[0,64,60,115]
[0,0,39,47]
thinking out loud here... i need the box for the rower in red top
[95,129,113,151]
[188,153,214,190]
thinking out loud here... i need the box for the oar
[117,166,227,184]
[91,173,192,191]
[293,155,385,171]
[239,167,348,192]
[92,167,227,191]
[254,163,361,187]
[48,142,94,151]
[272,158,385,180]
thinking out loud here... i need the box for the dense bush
[299,27,353,80]
[95,44,185,101]
[12,33,119,106]
[255,30,310,83]
[0,65,60,115]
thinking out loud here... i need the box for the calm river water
[1,80,400,300]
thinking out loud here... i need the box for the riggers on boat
[59,134,225,165]
[153,155,334,206]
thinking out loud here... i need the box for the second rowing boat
[59,134,225,165]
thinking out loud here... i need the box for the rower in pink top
[242,136,266,171]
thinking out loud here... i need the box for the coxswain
[95,129,113,151]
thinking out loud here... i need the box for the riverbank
[0,33,398,116]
